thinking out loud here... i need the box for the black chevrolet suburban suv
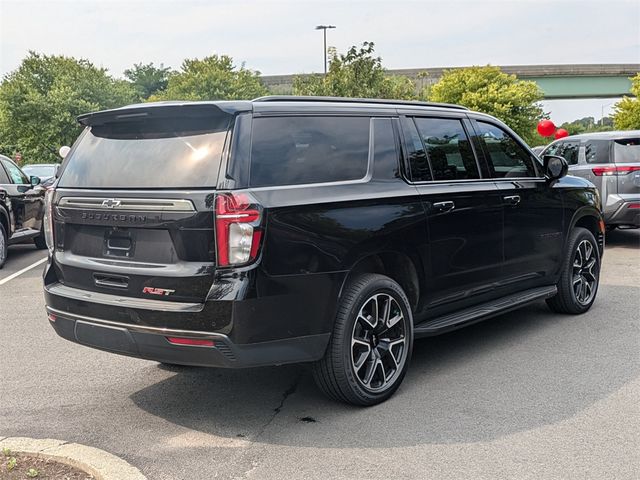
[44,97,604,405]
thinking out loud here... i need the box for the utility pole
[315,25,336,74]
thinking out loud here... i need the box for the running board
[414,285,557,337]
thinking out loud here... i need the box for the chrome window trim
[409,176,547,186]
[57,197,195,212]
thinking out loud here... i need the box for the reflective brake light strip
[166,337,215,347]
[592,166,640,176]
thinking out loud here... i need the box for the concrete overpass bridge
[262,64,639,100]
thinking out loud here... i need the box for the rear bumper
[46,306,330,368]
[605,199,640,227]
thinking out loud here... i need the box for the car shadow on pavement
[130,284,639,448]
[605,228,640,249]
[6,243,39,258]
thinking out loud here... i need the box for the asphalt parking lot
[1,230,639,480]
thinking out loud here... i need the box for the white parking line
[0,257,47,286]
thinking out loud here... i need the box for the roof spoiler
[77,101,252,127]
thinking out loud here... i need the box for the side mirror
[543,155,568,181]
[30,175,41,186]
[59,146,71,159]
[54,164,61,178]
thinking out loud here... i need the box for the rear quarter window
[249,116,370,187]
[614,138,640,163]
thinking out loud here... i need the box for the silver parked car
[542,131,640,230]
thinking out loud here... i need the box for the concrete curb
[0,436,146,480]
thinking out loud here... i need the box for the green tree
[0,51,135,163]
[293,42,418,100]
[124,62,173,100]
[612,73,640,130]
[151,55,267,101]
[428,66,544,144]
[559,116,613,135]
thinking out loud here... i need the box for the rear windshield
[59,115,230,188]
[614,138,640,163]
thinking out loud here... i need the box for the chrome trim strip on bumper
[46,306,228,339]
[57,197,195,212]
[45,283,204,313]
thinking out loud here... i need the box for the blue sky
[1,0,639,123]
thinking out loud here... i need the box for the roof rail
[252,95,469,111]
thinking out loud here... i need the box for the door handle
[432,201,455,213]
[503,195,521,206]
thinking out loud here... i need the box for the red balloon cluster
[537,120,570,140]
[537,119,556,137]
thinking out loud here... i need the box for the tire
[546,227,601,314]
[313,273,414,406]
[34,225,47,250]
[0,222,7,269]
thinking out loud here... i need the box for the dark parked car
[44,97,605,405]
[0,155,47,268]
[542,131,640,229]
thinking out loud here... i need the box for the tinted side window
[555,141,580,165]
[401,117,431,181]
[543,142,561,156]
[413,117,479,181]
[1,159,29,184]
[0,162,10,184]
[585,140,611,164]
[476,121,538,178]
[249,116,370,187]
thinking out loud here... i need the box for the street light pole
[315,25,336,74]
[601,102,614,126]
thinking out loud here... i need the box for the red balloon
[554,128,569,139]
[537,119,556,137]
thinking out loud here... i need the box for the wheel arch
[339,251,422,312]
[567,206,605,255]
[0,203,9,238]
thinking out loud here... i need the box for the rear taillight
[628,203,640,210]
[592,165,640,176]
[43,189,55,253]
[215,192,263,266]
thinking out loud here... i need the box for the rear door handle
[432,201,455,213]
[503,195,521,206]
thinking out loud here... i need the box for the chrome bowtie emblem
[102,199,121,208]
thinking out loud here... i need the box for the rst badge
[142,287,175,296]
